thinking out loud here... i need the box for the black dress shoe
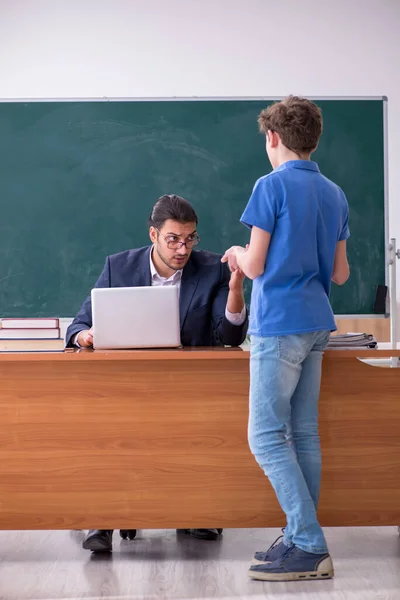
[184,528,223,541]
[82,529,113,552]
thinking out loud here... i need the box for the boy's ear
[267,130,280,149]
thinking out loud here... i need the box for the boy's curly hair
[258,96,322,155]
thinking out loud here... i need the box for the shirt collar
[149,247,183,282]
[274,160,320,173]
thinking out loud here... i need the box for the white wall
[1,0,399,335]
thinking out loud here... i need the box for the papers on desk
[328,333,377,349]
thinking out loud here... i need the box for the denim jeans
[248,330,330,554]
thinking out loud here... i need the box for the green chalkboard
[0,98,386,317]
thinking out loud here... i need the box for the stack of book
[0,318,64,352]
[327,332,377,350]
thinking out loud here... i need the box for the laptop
[91,286,181,350]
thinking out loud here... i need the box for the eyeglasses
[156,229,200,249]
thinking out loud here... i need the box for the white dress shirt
[73,250,245,345]
[149,251,246,325]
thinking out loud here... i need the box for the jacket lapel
[179,257,199,331]
[134,246,152,287]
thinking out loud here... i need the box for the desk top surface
[0,347,400,362]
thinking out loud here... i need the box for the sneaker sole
[248,561,334,582]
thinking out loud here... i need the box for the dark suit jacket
[65,246,248,348]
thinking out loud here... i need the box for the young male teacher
[66,194,248,552]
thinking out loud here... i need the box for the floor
[0,527,399,600]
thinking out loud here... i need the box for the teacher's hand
[229,267,246,293]
[77,328,94,348]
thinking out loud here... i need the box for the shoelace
[255,534,284,560]
[267,534,284,552]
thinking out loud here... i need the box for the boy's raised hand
[221,245,246,272]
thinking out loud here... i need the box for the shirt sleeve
[72,332,82,347]
[240,176,279,234]
[225,305,247,326]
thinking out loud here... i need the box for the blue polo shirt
[240,160,349,337]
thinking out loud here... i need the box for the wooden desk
[0,348,399,530]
